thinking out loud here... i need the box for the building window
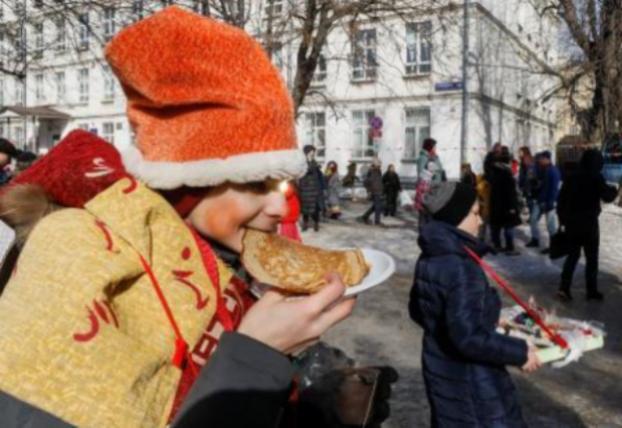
[55,71,65,104]
[132,0,144,19]
[15,127,24,145]
[15,80,23,106]
[406,21,432,75]
[78,68,89,104]
[404,108,430,159]
[35,73,44,103]
[352,110,375,158]
[55,18,66,52]
[34,22,44,58]
[103,66,115,101]
[78,13,90,50]
[272,43,284,70]
[78,123,89,130]
[102,122,114,144]
[311,54,327,84]
[303,112,326,158]
[103,7,116,40]
[264,0,283,20]
[352,29,377,81]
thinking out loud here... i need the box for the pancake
[241,229,370,294]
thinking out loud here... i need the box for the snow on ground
[302,201,622,428]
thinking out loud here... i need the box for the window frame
[351,109,376,159]
[55,71,65,104]
[351,29,377,82]
[78,67,89,104]
[102,7,116,41]
[403,107,431,160]
[405,21,432,76]
[303,111,327,159]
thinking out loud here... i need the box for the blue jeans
[491,226,515,250]
[363,195,384,224]
[530,203,558,243]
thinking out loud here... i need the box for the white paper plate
[249,248,395,298]
[344,248,395,296]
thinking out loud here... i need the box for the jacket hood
[418,220,488,258]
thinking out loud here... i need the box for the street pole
[460,0,469,173]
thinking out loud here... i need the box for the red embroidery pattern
[172,270,210,310]
[73,299,119,342]
[121,175,138,194]
[95,220,116,252]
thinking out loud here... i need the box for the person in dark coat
[557,150,618,301]
[519,147,542,247]
[410,182,540,428]
[382,164,402,216]
[359,158,385,225]
[532,151,561,253]
[489,148,521,254]
[298,145,324,231]
[460,163,477,188]
[483,142,503,181]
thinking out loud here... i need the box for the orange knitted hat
[105,6,306,189]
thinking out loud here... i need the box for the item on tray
[498,304,605,366]
[241,229,370,294]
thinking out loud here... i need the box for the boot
[313,221,319,232]
[302,219,309,232]
[586,290,604,301]
[526,239,539,248]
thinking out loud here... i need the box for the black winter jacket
[410,221,528,427]
[489,163,521,227]
[298,160,324,215]
[557,151,618,227]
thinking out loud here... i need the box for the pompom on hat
[105,6,307,190]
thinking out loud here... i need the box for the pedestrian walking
[489,147,522,254]
[518,148,543,247]
[532,151,561,253]
[382,164,402,217]
[359,158,385,225]
[484,142,503,180]
[416,138,445,183]
[557,150,618,301]
[460,162,477,188]
[475,173,491,241]
[325,161,342,219]
[415,168,433,229]
[410,181,540,428]
[298,145,324,231]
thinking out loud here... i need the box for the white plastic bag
[399,191,413,207]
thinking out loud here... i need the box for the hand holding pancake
[238,273,356,355]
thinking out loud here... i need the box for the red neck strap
[464,246,568,349]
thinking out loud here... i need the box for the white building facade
[0,0,562,180]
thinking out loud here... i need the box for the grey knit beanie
[423,182,477,226]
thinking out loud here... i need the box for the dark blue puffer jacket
[409,221,528,428]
